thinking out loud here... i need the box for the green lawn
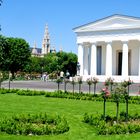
[0,94,140,140]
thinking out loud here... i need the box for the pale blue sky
[1,0,140,54]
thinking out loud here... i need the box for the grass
[0,94,140,139]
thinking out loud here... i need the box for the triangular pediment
[74,15,140,32]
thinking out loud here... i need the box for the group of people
[41,70,70,82]
[60,70,70,80]
[42,73,48,81]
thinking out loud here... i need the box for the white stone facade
[42,24,50,55]
[74,15,140,83]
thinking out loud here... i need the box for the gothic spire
[42,24,50,54]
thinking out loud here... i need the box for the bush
[0,88,19,94]
[16,90,45,96]
[83,112,140,135]
[0,113,69,135]
[1,88,140,105]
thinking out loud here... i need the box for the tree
[112,87,124,122]
[0,71,3,88]
[121,80,132,122]
[86,78,92,94]
[0,36,31,78]
[0,35,7,70]
[101,87,110,120]
[92,77,98,94]
[64,78,69,92]
[24,57,44,74]
[71,77,76,94]
[44,53,59,73]
[56,78,62,92]
[104,77,114,91]
[56,52,77,76]
[78,77,82,93]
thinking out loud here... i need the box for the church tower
[42,24,50,55]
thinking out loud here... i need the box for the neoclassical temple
[74,14,140,82]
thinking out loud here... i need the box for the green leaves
[0,35,31,75]
[0,113,69,135]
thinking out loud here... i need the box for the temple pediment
[74,15,140,32]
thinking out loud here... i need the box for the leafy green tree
[24,57,43,74]
[56,52,77,76]
[0,36,31,78]
[44,53,59,73]
[42,51,77,77]
[0,35,8,70]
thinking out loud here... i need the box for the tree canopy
[0,35,31,76]
[24,51,78,76]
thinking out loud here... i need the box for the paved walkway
[1,80,140,96]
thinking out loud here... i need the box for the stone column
[83,46,88,75]
[90,43,97,76]
[105,41,112,76]
[122,41,128,77]
[78,44,84,76]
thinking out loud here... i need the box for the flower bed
[83,112,140,135]
[0,113,69,135]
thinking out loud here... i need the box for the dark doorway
[118,52,122,75]
[97,46,102,75]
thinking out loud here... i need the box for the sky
[1,0,140,54]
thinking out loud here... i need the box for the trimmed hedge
[83,112,140,135]
[0,88,19,94]
[1,89,140,104]
[0,113,69,135]
[16,90,46,96]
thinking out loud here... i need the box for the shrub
[0,88,19,94]
[83,112,140,135]
[0,113,69,135]
[16,90,45,96]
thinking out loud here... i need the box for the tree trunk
[110,84,113,91]
[128,85,129,96]
[116,102,119,122]
[103,98,106,120]
[64,82,67,92]
[73,84,74,94]
[0,79,1,89]
[79,84,81,93]
[94,84,96,94]
[89,85,91,94]
[58,83,60,91]
[126,98,128,122]
[9,71,11,90]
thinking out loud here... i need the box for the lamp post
[77,62,80,76]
